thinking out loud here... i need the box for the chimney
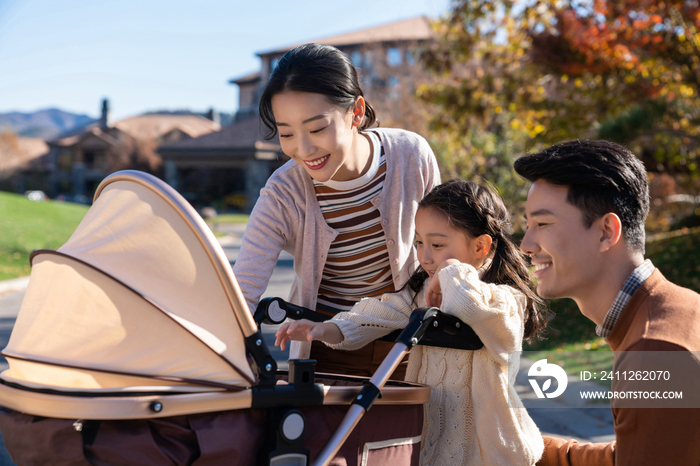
[206,107,220,126]
[100,98,110,129]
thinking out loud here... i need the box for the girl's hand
[425,258,463,308]
[274,319,343,351]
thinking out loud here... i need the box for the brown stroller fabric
[0,170,429,466]
[0,390,422,466]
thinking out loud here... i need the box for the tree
[418,0,561,225]
[418,0,700,229]
[529,0,700,173]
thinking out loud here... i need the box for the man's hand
[274,319,343,351]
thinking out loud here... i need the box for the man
[514,139,700,465]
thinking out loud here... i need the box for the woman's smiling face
[271,90,366,183]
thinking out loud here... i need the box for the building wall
[238,82,259,109]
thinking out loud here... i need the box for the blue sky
[0,0,451,121]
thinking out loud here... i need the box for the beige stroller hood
[1,170,257,395]
[0,170,433,465]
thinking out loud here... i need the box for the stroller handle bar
[253,298,483,466]
[255,297,484,351]
[312,307,439,466]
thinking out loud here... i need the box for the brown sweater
[537,269,700,466]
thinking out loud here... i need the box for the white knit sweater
[327,263,544,466]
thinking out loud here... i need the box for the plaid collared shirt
[595,259,656,338]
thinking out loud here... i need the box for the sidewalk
[517,358,616,443]
[0,277,29,297]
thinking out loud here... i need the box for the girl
[276,180,547,466]
[232,43,440,378]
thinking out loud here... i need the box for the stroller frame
[0,170,433,466]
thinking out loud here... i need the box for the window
[350,50,362,67]
[387,47,402,67]
[84,150,107,170]
[406,49,417,65]
[57,151,73,171]
[388,75,400,99]
[372,77,387,88]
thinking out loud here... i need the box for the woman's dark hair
[514,139,649,254]
[403,179,547,341]
[259,43,377,139]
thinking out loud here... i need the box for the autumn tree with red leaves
[419,0,700,229]
[530,0,700,173]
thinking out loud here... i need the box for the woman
[233,43,440,377]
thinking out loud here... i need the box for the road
[0,223,614,464]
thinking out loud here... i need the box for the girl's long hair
[404,179,547,341]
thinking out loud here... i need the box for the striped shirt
[313,132,395,315]
[595,259,655,338]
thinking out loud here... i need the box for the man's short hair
[514,139,650,254]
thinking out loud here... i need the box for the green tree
[418,0,565,224]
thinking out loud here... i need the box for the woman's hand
[425,258,463,308]
[274,319,343,351]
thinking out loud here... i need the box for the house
[158,16,436,212]
[45,100,220,202]
[158,116,281,211]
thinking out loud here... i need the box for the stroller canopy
[2,171,258,393]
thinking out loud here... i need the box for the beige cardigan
[328,263,544,466]
[232,127,441,359]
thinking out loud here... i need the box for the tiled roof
[49,122,99,146]
[157,116,280,156]
[229,71,262,85]
[114,114,220,140]
[50,114,220,148]
[257,16,435,56]
[50,125,125,148]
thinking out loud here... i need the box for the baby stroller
[0,170,440,466]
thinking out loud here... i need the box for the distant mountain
[0,108,97,140]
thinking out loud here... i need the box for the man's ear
[598,213,623,252]
[475,234,493,257]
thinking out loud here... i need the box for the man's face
[520,180,604,301]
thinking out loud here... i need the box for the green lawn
[0,192,89,280]
[205,213,249,237]
[0,191,250,280]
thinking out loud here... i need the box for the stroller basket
[0,170,430,466]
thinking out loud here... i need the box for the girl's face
[414,206,487,277]
[271,90,367,183]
